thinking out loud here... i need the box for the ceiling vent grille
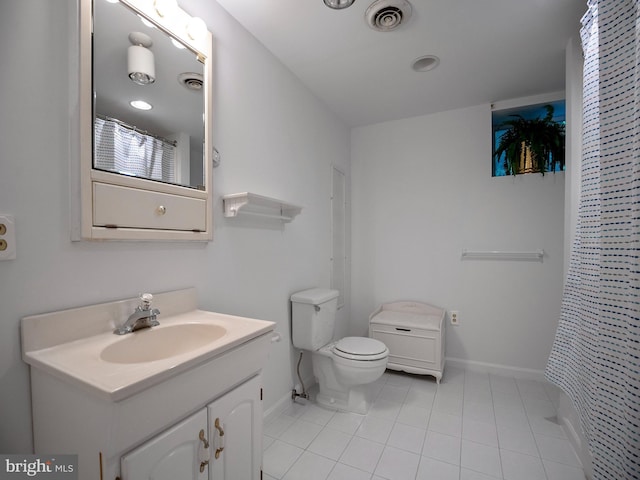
[365,0,412,31]
[178,72,203,92]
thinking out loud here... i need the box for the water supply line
[292,351,309,404]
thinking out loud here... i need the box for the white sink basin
[21,288,275,400]
[100,323,227,364]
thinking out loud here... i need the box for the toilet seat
[332,336,388,361]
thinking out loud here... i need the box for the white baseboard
[445,357,546,381]
[263,390,293,424]
[263,375,316,423]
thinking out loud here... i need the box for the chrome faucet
[114,293,160,335]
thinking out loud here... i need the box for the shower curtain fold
[545,1,640,478]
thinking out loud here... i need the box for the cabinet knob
[157,205,167,215]
[214,417,225,459]
[198,429,210,473]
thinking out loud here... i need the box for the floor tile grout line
[327,458,372,480]
[456,367,466,480]
[486,371,506,479]
[516,377,551,480]
[264,367,586,480]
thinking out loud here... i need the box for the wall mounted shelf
[222,192,302,222]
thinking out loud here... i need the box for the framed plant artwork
[492,100,566,177]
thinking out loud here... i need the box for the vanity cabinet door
[121,409,209,480]
[208,375,263,480]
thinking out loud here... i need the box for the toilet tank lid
[291,288,339,305]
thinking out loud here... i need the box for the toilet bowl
[312,336,388,414]
[291,288,389,414]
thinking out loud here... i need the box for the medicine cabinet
[73,0,214,241]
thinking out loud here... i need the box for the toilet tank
[291,288,339,350]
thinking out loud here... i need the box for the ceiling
[190,0,585,127]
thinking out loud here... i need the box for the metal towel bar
[461,249,544,262]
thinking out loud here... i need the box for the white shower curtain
[94,116,176,183]
[545,0,640,478]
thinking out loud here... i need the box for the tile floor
[262,367,586,480]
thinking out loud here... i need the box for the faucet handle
[140,293,153,309]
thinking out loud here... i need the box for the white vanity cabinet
[21,288,276,480]
[121,409,208,480]
[121,375,262,480]
[27,335,271,480]
[207,375,263,480]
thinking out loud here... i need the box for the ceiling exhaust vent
[178,72,204,92]
[365,0,412,31]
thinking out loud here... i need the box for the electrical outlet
[450,310,459,326]
[0,214,16,260]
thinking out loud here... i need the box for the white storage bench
[369,301,445,383]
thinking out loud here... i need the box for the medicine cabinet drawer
[93,182,206,232]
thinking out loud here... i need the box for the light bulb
[154,0,177,17]
[187,17,207,41]
[171,38,186,50]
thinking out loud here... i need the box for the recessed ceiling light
[130,100,153,110]
[411,55,440,72]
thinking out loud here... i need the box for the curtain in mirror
[94,116,176,183]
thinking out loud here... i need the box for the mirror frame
[75,0,213,241]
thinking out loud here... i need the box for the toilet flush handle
[314,305,321,313]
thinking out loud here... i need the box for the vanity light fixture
[130,100,153,110]
[186,16,207,41]
[154,0,178,17]
[324,0,356,9]
[128,32,155,85]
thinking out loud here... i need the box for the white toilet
[291,288,389,414]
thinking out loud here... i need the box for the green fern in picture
[494,104,565,176]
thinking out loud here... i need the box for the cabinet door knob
[198,429,210,472]
[157,205,167,215]
[214,417,225,459]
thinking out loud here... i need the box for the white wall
[0,0,349,453]
[351,104,565,373]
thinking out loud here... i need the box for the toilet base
[315,383,372,415]
[310,341,387,415]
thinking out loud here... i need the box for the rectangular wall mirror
[74,0,214,241]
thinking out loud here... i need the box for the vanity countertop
[21,289,275,401]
